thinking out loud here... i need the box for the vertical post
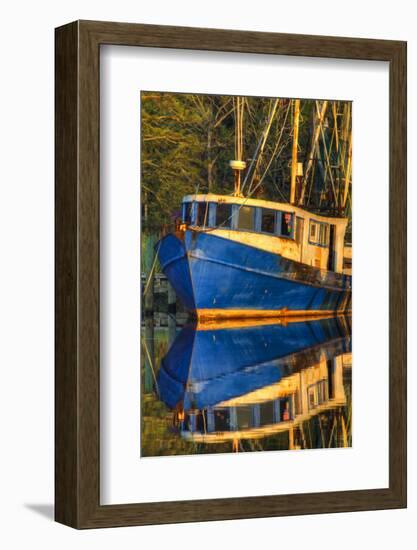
[143,320,155,393]
[144,276,154,319]
[234,168,241,197]
[342,135,352,208]
[289,427,294,450]
[233,96,244,196]
[167,282,176,344]
[143,233,157,320]
[290,99,300,204]
[142,233,155,391]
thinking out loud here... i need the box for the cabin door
[327,224,336,271]
[295,217,304,260]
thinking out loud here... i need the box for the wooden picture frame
[55,20,407,528]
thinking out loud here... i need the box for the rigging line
[271,177,289,203]
[240,98,280,195]
[196,182,284,234]
[233,96,237,159]
[143,241,161,296]
[196,150,289,234]
[319,119,338,204]
[245,98,280,195]
[202,200,209,228]
[142,337,159,395]
[192,104,294,233]
[249,101,292,197]
[248,143,288,201]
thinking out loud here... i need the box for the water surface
[141,315,352,456]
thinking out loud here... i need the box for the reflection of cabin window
[215,203,232,228]
[343,257,352,269]
[317,381,327,404]
[213,409,230,431]
[195,411,208,433]
[259,401,274,426]
[280,212,293,237]
[309,392,315,409]
[183,202,192,224]
[183,413,191,431]
[195,202,209,227]
[261,209,276,234]
[236,406,252,429]
[237,206,255,230]
[308,386,316,410]
[309,220,329,246]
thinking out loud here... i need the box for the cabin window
[320,224,329,245]
[259,401,274,426]
[237,206,255,230]
[343,257,352,270]
[207,202,216,227]
[261,209,276,234]
[215,203,232,228]
[309,220,329,246]
[317,380,327,405]
[195,202,209,227]
[280,212,293,237]
[183,202,192,224]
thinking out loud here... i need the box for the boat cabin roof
[183,193,348,228]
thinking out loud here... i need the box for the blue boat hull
[157,316,351,411]
[156,230,352,317]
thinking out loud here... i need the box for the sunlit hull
[156,229,352,319]
[157,316,351,411]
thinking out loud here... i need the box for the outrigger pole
[231,97,246,196]
[298,100,328,206]
[290,99,301,205]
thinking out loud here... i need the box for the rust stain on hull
[195,307,352,324]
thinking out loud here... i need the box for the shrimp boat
[155,99,352,321]
[156,194,352,320]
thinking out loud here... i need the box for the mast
[290,99,300,205]
[231,97,246,196]
[342,134,352,209]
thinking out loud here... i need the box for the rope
[143,241,161,296]
[142,336,159,394]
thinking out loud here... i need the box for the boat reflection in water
[142,315,352,456]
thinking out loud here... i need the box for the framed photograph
[55,20,406,528]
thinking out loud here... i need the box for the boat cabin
[181,194,349,274]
